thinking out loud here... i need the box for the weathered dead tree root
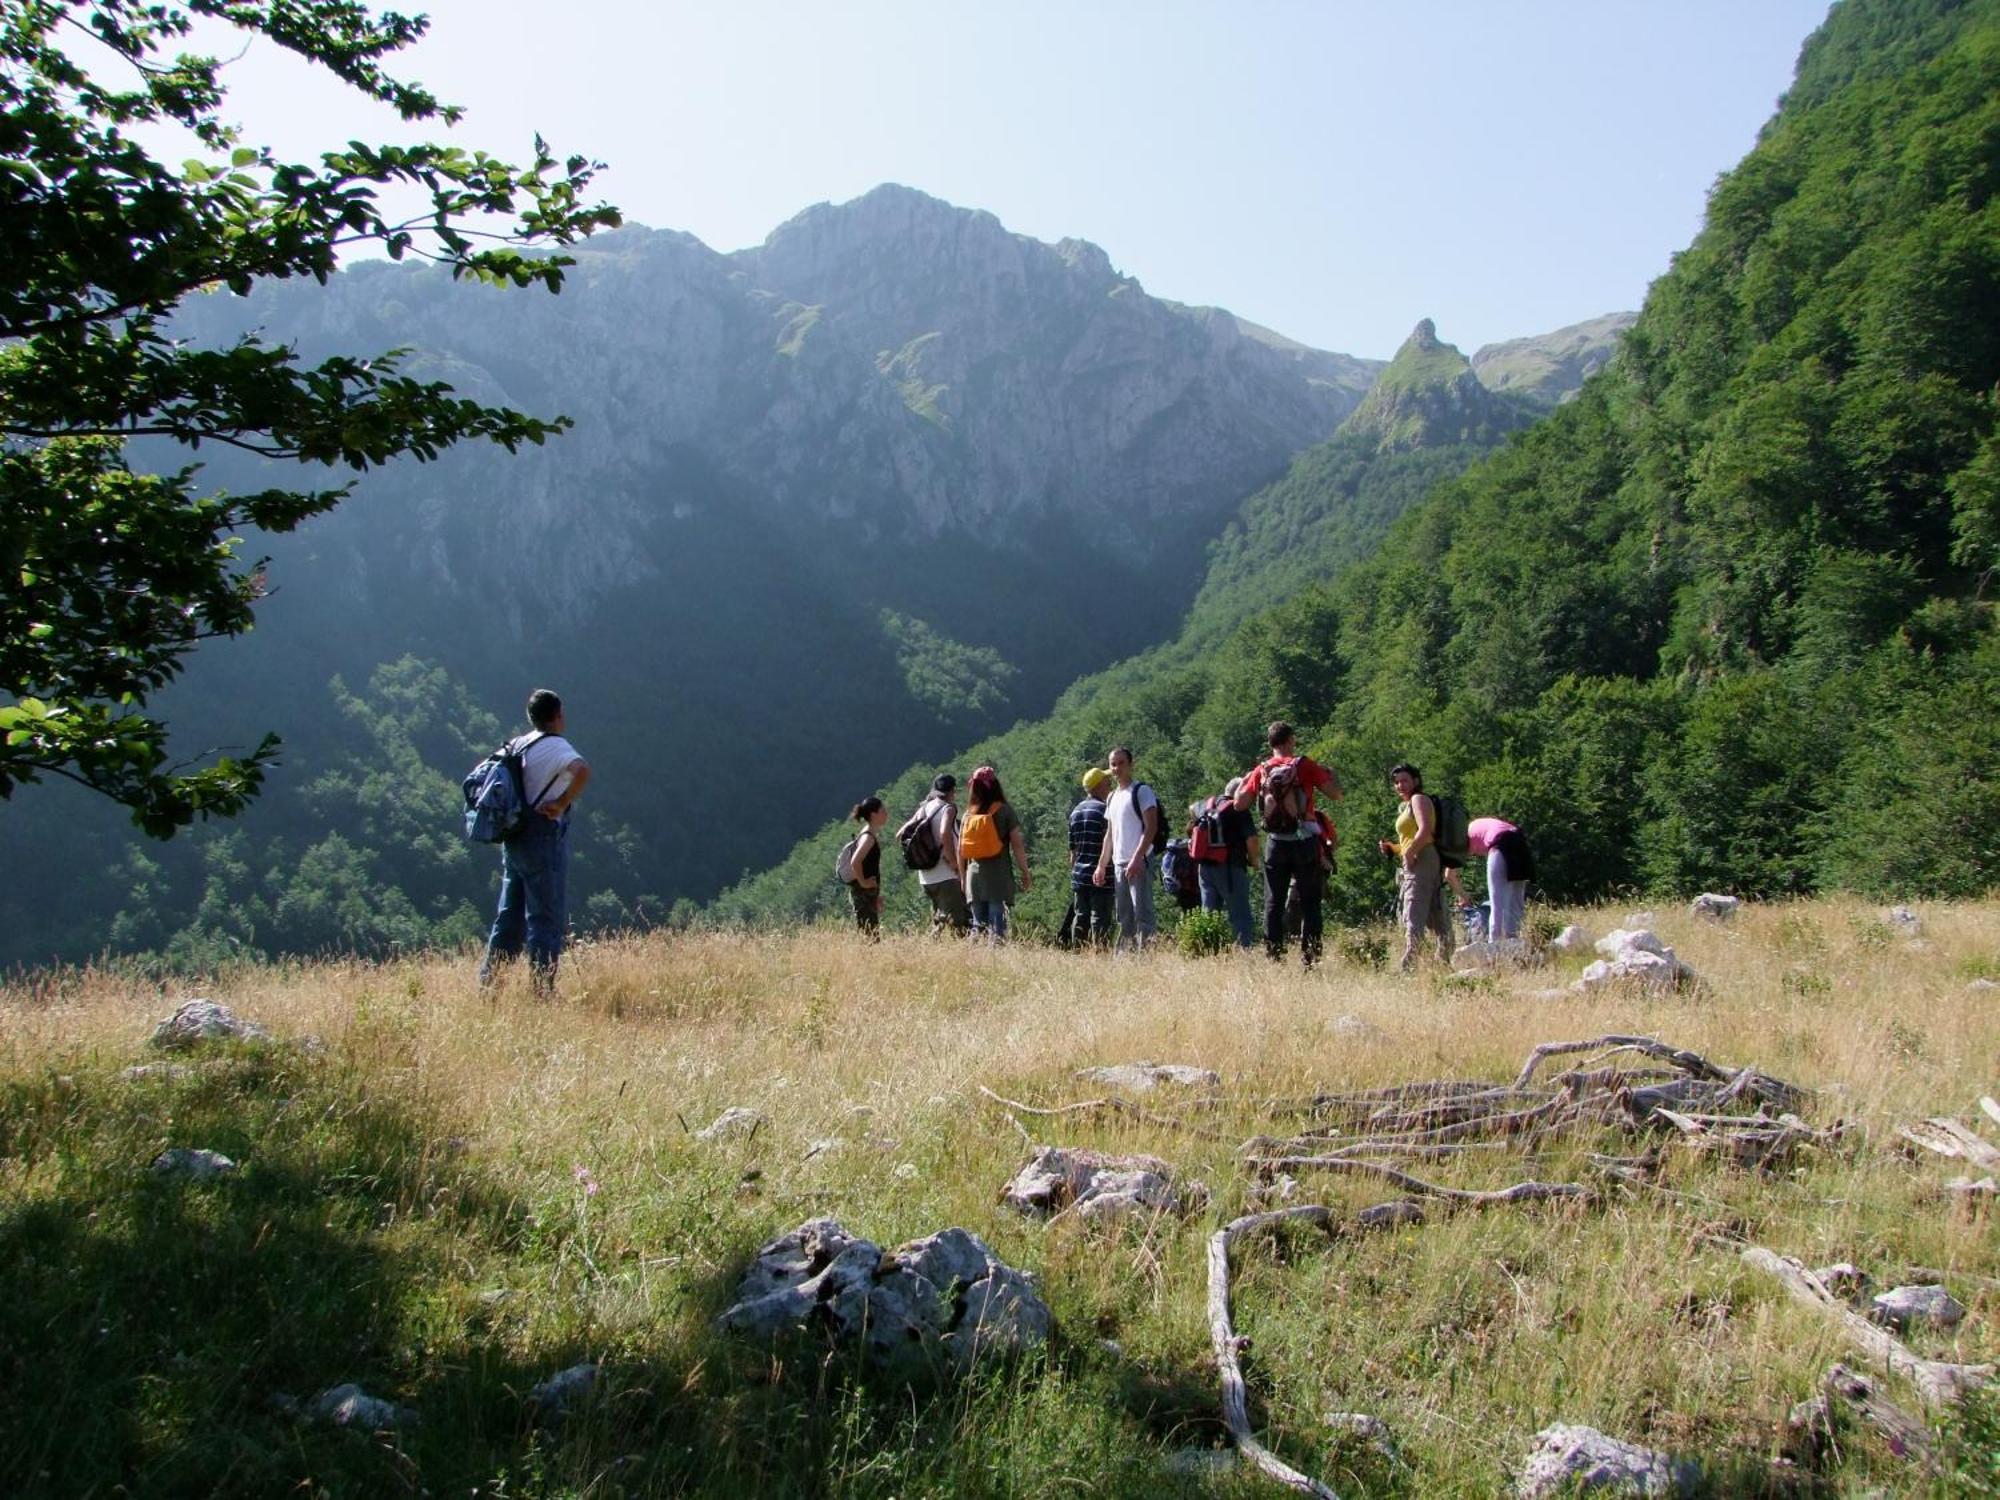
[1515,1034,1807,1110]
[1789,1362,1936,1469]
[1208,1207,1345,1499]
[1246,1036,1824,1171]
[1741,1247,1992,1409]
[1244,1154,1594,1207]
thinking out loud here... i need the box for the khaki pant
[1398,845,1454,969]
[923,878,971,934]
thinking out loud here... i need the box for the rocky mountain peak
[1470,311,1636,408]
[1339,318,1522,454]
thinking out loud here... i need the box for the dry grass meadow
[2,896,1996,1497]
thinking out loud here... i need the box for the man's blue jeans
[482,816,569,990]
[1198,861,1257,948]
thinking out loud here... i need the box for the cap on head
[1081,766,1114,797]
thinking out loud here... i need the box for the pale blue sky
[205,1,1832,359]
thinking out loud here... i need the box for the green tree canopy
[0,0,618,834]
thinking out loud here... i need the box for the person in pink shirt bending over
[1447,816,1537,940]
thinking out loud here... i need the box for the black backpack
[1133,782,1169,857]
[896,798,947,871]
[1429,792,1471,869]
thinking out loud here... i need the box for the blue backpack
[1161,838,1201,909]
[463,732,547,843]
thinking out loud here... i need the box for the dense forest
[715,0,2000,936]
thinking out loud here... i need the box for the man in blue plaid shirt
[1068,767,1115,948]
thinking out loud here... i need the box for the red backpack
[1189,795,1231,864]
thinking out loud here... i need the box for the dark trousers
[1263,837,1322,966]
[1072,882,1116,947]
[482,816,569,992]
[850,883,881,937]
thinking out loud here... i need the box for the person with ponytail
[847,796,888,936]
[960,765,1032,939]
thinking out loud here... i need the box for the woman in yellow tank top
[1378,762,1455,970]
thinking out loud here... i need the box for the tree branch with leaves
[0,0,619,834]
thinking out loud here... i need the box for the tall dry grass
[2,896,1995,1495]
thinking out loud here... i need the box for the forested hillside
[710,320,1538,929]
[717,0,2000,933]
[0,190,1383,967]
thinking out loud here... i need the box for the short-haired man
[480,688,591,994]
[1235,721,1340,966]
[1093,745,1160,952]
[904,773,970,935]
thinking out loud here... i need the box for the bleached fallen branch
[1897,1117,2000,1172]
[1247,1155,1592,1208]
[1740,1247,1991,1408]
[1208,1207,1343,1498]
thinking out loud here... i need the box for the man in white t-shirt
[907,772,969,935]
[480,688,591,994]
[1092,744,1159,951]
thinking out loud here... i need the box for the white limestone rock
[1517,1424,1698,1497]
[150,999,271,1050]
[1967,978,1998,994]
[528,1362,599,1420]
[1595,929,1668,959]
[1073,1061,1219,1092]
[1887,905,1923,936]
[696,1107,764,1142]
[718,1217,1051,1373]
[1575,930,1694,992]
[1690,893,1739,920]
[1869,1284,1966,1333]
[1550,924,1591,954]
[308,1383,416,1431]
[151,1147,237,1180]
[1000,1145,1191,1222]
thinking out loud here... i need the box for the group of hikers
[840,720,1536,971]
[465,693,1536,997]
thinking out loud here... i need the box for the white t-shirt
[1105,782,1160,866]
[916,797,960,887]
[516,732,583,812]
